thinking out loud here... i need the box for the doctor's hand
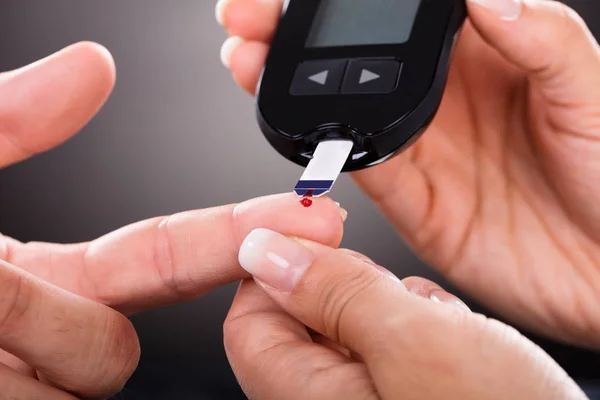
[224,229,587,400]
[0,42,345,399]
[218,0,600,347]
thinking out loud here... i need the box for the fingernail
[374,265,406,287]
[469,0,523,21]
[215,0,228,26]
[333,201,347,222]
[220,36,243,69]
[430,290,472,312]
[238,228,314,291]
[340,208,348,223]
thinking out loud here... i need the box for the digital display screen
[306,0,422,48]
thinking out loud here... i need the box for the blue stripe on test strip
[294,180,333,197]
[294,180,334,189]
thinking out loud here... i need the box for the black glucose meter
[255,0,467,172]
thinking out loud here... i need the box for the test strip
[294,140,354,197]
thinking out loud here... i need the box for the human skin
[224,228,588,399]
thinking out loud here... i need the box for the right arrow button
[342,59,402,94]
[359,69,380,84]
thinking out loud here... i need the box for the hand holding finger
[228,229,587,400]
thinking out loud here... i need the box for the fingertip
[4,41,116,90]
[66,41,117,95]
[30,41,117,107]
[234,193,344,249]
[218,0,282,42]
[78,41,116,81]
[0,41,117,167]
[228,40,269,95]
[220,36,245,69]
[215,0,228,26]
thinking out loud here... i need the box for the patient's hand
[0,41,346,398]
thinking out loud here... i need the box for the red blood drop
[300,198,313,207]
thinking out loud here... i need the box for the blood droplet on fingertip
[300,198,313,207]
[299,189,314,207]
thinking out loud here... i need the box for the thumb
[466,0,600,103]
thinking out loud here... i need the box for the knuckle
[153,214,192,299]
[0,267,34,335]
[315,263,381,343]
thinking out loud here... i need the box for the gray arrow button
[308,70,329,85]
[359,69,380,84]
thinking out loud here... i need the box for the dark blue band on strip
[294,180,334,190]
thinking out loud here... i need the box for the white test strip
[294,140,354,197]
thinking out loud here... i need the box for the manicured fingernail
[430,290,471,312]
[215,0,228,26]
[468,0,522,21]
[220,36,243,69]
[238,228,314,291]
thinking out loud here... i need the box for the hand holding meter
[255,0,467,197]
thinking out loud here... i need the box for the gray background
[0,1,598,399]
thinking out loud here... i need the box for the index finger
[3,193,345,315]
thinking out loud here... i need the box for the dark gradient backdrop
[0,1,599,399]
